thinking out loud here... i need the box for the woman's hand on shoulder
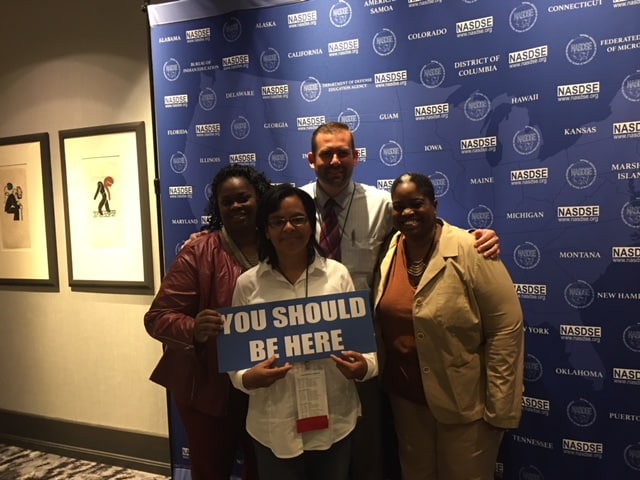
[242,355,292,389]
[331,351,368,380]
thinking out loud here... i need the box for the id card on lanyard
[294,365,329,433]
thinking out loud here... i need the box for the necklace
[407,258,428,277]
[406,225,439,279]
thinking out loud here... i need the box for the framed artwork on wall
[0,133,59,291]
[59,122,153,294]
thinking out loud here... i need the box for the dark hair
[310,122,355,154]
[205,165,272,231]
[256,184,323,269]
[391,173,436,204]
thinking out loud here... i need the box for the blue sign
[217,290,377,372]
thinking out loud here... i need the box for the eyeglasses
[267,215,309,229]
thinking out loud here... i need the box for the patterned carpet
[0,445,169,480]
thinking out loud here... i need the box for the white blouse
[229,255,378,458]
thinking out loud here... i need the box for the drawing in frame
[59,122,153,294]
[0,133,59,291]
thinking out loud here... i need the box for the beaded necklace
[406,226,438,280]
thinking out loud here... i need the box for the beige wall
[0,0,168,437]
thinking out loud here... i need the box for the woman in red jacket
[145,165,272,480]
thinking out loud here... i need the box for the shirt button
[422,366,431,374]
[415,299,423,307]
[416,332,425,340]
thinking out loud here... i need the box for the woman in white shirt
[229,184,377,480]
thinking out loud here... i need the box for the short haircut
[310,122,355,154]
[391,173,436,204]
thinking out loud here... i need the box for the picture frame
[0,133,59,291]
[59,122,153,294]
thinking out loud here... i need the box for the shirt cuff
[357,352,379,381]
[228,369,253,394]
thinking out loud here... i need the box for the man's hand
[181,230,207,249]
[473,229,500,259]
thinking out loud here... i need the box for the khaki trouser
[390,394,504,480]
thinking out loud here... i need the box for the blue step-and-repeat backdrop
[147,1,640,478]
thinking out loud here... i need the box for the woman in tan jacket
[373,173,524,480]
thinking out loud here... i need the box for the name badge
[294,366,329,433]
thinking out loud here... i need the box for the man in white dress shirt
[301,122,500,480]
